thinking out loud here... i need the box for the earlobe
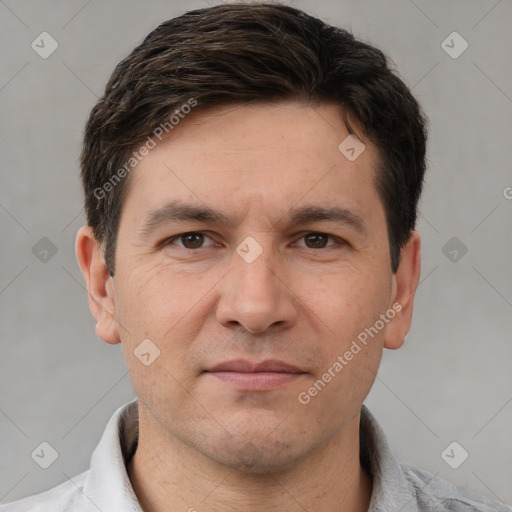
[383,231,421,350]
[75,226,121,345]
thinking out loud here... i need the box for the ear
[383,230,421,350]
[75,226,120,345]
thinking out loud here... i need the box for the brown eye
[177,232,206,249]
[303,233,330,248]
[166,231,210,249]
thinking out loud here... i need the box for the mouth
[204,359,307,391]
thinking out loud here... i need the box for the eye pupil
[174,233,334,250]
[305,233,328,248]
[182,233,204,249]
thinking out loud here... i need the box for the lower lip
[207,371,304,390]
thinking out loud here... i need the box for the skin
[76,101,421,512]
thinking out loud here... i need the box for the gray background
[1,0,511,506]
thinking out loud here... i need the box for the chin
[219,443,304,475]
[207,428,313,475]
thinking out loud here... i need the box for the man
[2,3,509,511]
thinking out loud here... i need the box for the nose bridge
[216,241,297,333]
[234,246,278,300]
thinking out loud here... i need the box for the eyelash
[162,231,345,250]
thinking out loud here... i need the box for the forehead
[122,101,383,226]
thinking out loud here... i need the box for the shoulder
[0,471,89,512]
[400,463,512,512]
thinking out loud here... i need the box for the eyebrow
[138,201,366,236]
[138,200,232,234]
[285,205,367,235]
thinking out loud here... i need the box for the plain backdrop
[1,0,511,505]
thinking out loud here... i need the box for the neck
[127,408,372,512]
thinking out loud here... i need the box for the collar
[360,406,420,511]
[82,400,418,511]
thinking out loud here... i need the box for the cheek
[114,263,211,338]
[295,268,388,428]
[298,262,390,391]
[299,262,391,341]
[114,265,207,409]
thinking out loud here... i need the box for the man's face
[99,101,408,472]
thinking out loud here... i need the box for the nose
[215,249,298,334]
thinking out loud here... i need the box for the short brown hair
[80,2,428,274]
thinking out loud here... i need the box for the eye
[294,232,338,249]
[165,232,216,249]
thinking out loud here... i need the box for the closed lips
[206,359,305,373]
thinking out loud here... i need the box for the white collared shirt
[1,399,510,511]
